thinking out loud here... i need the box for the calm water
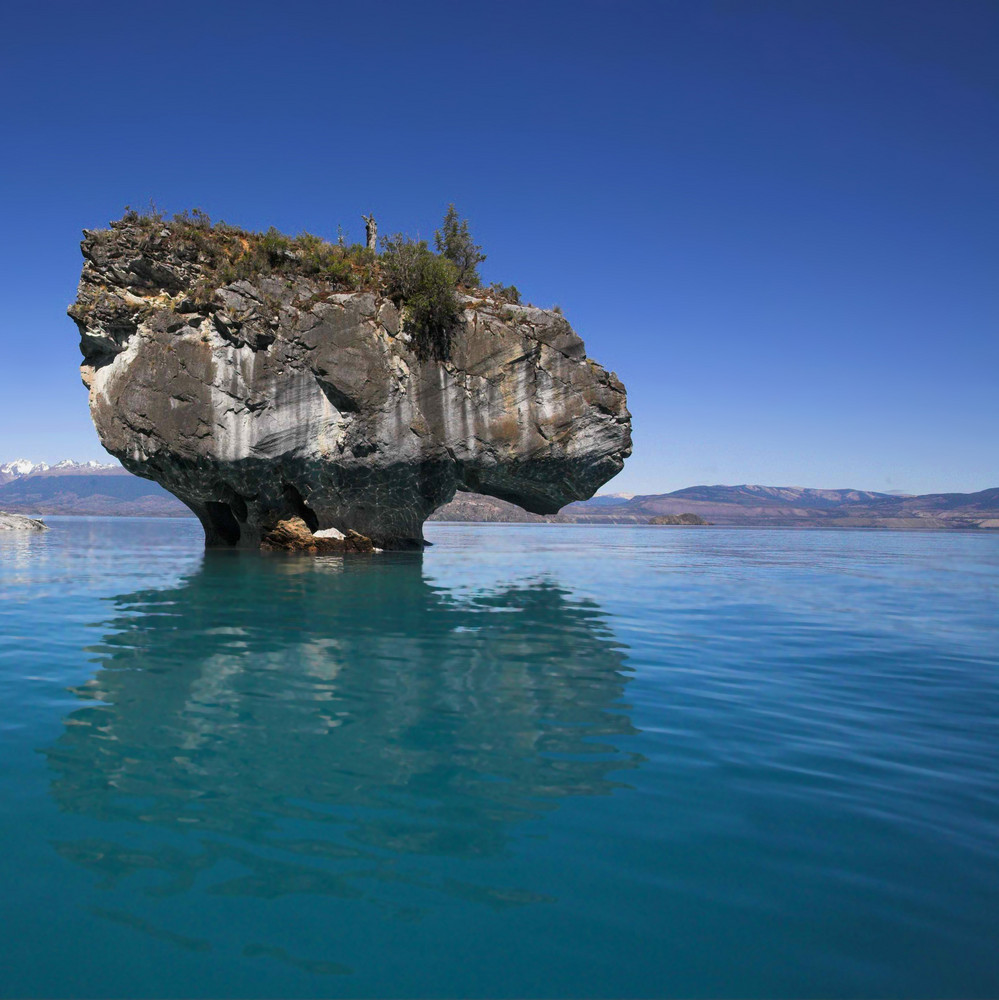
[1,519,997,998]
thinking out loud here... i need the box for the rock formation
[260,517,375,553]
[69,216,631,549]
[0,512,48,531]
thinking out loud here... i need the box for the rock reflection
[45,552,639,936]
[0,528,48,582]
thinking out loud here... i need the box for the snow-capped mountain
[45,459,120,475]
[0,460,46,485]
[0,458,119,485]
[0,459,48,478]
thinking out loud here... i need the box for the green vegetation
[489,282,521,304]
[380,235,462,360]
[117,206,375,297]
[109,204,525,360]
[434,203,486,287]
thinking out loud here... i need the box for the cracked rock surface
[70,219,632,549]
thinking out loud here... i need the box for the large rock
[0,512,48,531]
[69,218,631,549]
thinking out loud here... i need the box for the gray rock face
[70,220,631,548]
[0,512,48,531]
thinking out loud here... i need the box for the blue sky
[1,0,995,494]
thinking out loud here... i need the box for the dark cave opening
[282,483,319,532]
[205,501,241,546]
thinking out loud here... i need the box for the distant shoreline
[18,514,998,533]
[3,469,997,531]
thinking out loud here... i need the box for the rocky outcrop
[649,513,709,525]
[70,217,631,549]
[0,512,48,531]
[260,517,374,554]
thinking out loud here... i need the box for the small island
[69,206,632,551]
[649,513,710,526]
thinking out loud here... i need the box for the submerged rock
[0,512,48,531]
[70,216,631,549]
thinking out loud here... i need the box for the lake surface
[1,518,997,998]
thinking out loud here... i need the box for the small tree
[380,233,429,299]
[381,234,462,360]
[434,204,486,287]
[489,282,521,304]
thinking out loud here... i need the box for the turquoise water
[1,519,997,998]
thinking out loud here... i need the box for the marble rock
[70,218,632,549]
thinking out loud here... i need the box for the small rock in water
[260,517,374,554]
[0,512,49,532]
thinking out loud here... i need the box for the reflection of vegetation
[43,554,638,957]
[88,907,211,953]
[242,943,352,977]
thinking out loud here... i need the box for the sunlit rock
[70,216,631,549]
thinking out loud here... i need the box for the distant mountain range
[2,461,997,529]
[0,458,120,485]
[0,460,188,516]
[555,484,999,530]
[431,484,999,529]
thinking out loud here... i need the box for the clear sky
[1,0,995,495]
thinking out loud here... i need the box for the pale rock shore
[0,512,48,531]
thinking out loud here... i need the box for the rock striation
[69,217,631,549]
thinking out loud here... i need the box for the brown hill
[2,466,997,529]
